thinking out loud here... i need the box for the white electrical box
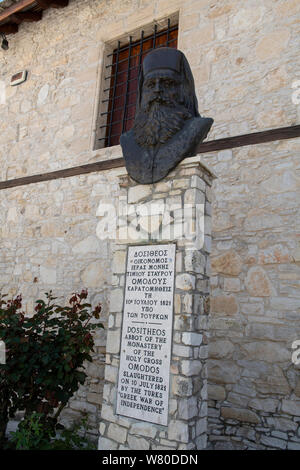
[10,70,28,86]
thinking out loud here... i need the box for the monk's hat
[137,46,200,118]
[143,47,182,76]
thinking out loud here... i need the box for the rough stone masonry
[0,0,300,449]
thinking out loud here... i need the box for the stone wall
[202,139,300,450]
[0,168,126,439]
[0,0,300,448]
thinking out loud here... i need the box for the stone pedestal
[98,156,215,450]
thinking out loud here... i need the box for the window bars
[97,20,178,148]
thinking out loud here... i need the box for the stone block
[81,261,106,288]
[208,384,226,401]
[107,423,127,444]
[87,392,102,405]
[256,373,290,396]
[169,399,177,416]
[168,420,189,443]
[177,396,198,419]
[182,293,193,313]
[87,362,102,379]
[270,297,300,311]
[172,376,193,397]
[176,273,196,291]
[288,442,300,450]
[255,30,290,60]
[191,175,206,191]
[40,266,56,284]
[235,426,256,441]
[257,243,290,264]
[182,332,202,346]
[174,294,181,314]
[99,422,106,435]
[109,289,123,312]
[195,433,207,449]
[184,188,205,206]
[196,417,207,436]
[184,251,206,274]
[104,365,118,383]
[281,400,300,416]
[127,435,150,450]
[218,150,232,161]
[128,185,152,204]
[211,250,242,275]
[100,404,116,423]
[271,431,288,440]
[210,295,239,316]
[221,407,260,424]
[209,340,234,359]
[248,398,278,413]
[245,267,273,297]
[241,342,290,363]
[69,400,97,414]
[106,329,121,354]
[181,360,202,376]
[260,436,287,450]
[244,209,281,231]
[224,278,241,292]
[98,437,118,450]
[130,422,157,439]
[209,361,240,384]
[174,314,194,331]
[227,392,249,408]
[112,250,126,274]
[172,344,192,358]
[72,236,100,254]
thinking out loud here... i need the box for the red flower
[69,294,78,304]
[94,304,102,314]
[14,295,22,309]
[80,289,88,299]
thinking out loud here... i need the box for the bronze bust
[120,47,213,184]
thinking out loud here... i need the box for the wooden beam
[12,11,43,24]
[49,0,69,7]
[0,0,35,23]
[0,22,18,34]
[0,158,125,190]
[0,124,300,191]
[35,0,50,7]
[36,0,69,8]
[195,124,300,154]
[0,0,68,28]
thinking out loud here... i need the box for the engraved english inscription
[116,244,176,426]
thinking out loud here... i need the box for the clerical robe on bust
[120,47,213,185]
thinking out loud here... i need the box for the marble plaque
[116,244,176,426]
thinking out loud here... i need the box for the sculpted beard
[133,97,192,148]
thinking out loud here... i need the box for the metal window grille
[97,20,178,148]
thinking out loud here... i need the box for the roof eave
[0,0,69,35]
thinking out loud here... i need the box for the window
[95,19,178,149]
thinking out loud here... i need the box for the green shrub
[10,412,54,450]
[0,290,103,446]
[10,412,96,450]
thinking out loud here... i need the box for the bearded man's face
[141,69,181,109]
[133,69,192,148]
